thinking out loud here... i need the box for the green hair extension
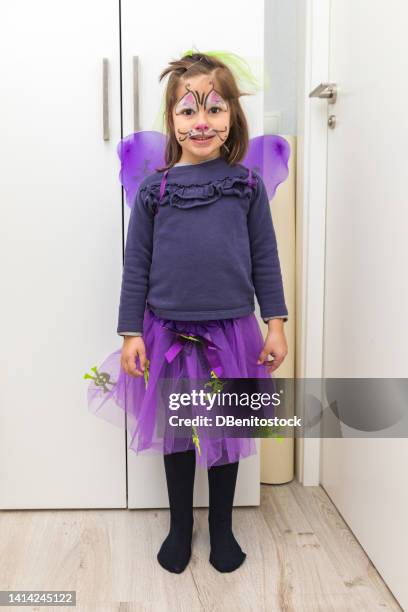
[181,47,262,94]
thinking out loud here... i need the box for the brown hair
[156,52,251,172]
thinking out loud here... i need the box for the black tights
[157,449,246,573]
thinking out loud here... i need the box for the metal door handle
[102,58,110,140]
[133,56,139,132]
[309,82,337,104]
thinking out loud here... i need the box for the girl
[90,51,288,574]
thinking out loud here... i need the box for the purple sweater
[117,155,288,334]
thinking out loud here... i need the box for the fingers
[121,349,145,378]
[126,354,144,377]
[258,350,287,372]
[138,346,147,372]
[265,355,283,373]
[257,349,269,365]
[121,354,136,377]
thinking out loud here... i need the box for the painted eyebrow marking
[174,80,228,114]
[205,89,228,110]
[174,91,197,114]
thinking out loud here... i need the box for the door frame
[296,0,330,485]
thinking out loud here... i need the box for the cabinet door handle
[133,56,139,132]
[102,58,110,141]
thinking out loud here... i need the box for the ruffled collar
[139,156,258,210]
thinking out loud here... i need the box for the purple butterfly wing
[242,135,291,200]
[116,131,167,208]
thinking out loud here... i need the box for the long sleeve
[247,174,288,321]
[117,187,154,335]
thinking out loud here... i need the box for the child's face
[172,74,231,163]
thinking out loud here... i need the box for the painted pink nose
[195,122,209,131]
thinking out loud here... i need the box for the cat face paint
[174,88,228,120]
[172,75,231,162]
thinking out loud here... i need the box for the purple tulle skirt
[86,307,273,468]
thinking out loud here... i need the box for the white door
[320,1,408,607]
[120,0,266,508]
[0,1,126,508]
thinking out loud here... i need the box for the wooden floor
[0,480,401,611]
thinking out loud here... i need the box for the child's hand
[257,320,288,373]
[121,336,148,377]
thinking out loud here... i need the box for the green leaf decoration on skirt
[143,359,150,388]
[192,424,201,456]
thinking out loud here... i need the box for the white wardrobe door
[0,1,126,508]
[321,1,408,607]
[121,0,265,508]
